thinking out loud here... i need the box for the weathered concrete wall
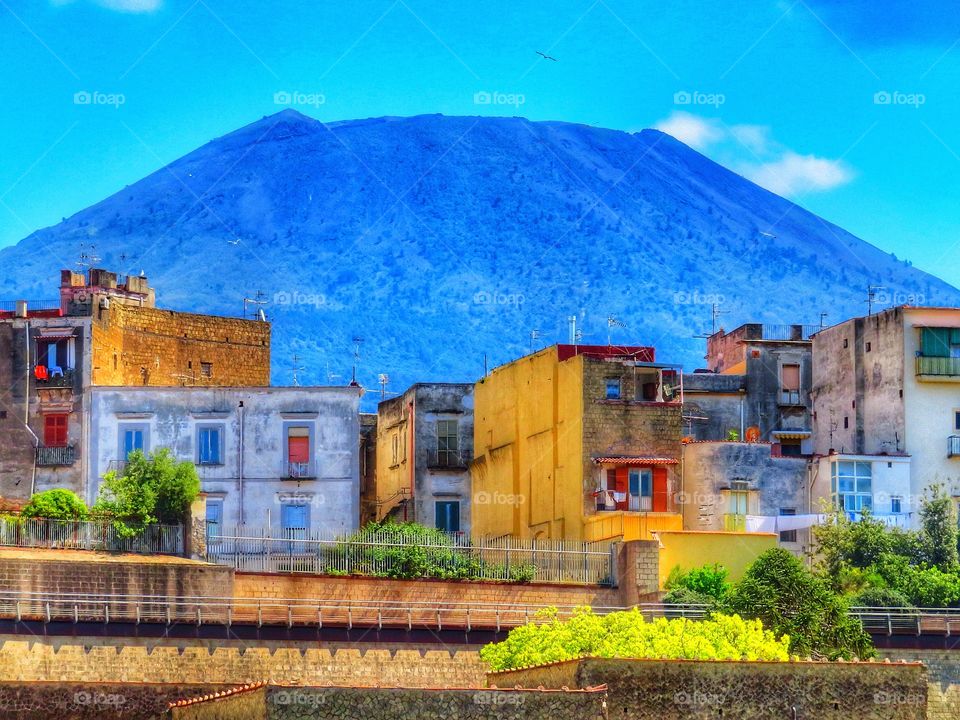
[91,303,270,388]
[374,384,474,533]
[0,637,487,688]
[88,386,361,532]
[681,441,808,547]
[0,682,222,720]
[0,551,232,599]
[492,657,928,720]
[680,373,745,441]
[169,685,606,720]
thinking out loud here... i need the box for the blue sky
[2,0,960,286]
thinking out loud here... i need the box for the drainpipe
[739,389,745,439]
[238,400,245,526]
[22,319,39,495]
[407,399,415,522]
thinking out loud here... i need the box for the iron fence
[206,526,617,585]
[0,517,183,555]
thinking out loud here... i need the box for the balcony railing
[287,461,316,479]
[35,446,76,466]
[950,436,960,459]
[724,513,746,532]
[916,356,960,377]
[34,368,77,389]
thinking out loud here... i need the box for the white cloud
[744,152,854,195]
[654,111,724,150]
[51,0,162,12]
[652,111,853,197]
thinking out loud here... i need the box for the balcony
[34,368,77,390]
[950,436,960,459]
[286,461,316,479]
[583,510,682,542]
[778,389,803,406]
[35,445,76,467]
[724,513,746,532]
[916,356,960,380]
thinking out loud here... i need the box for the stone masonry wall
[492,656,928,720]
[0,682,221,720]
[91,304,270,387]
[169,686,607,720]
[882,648,960,720]
[0,553,233,600]
[0,637,487,688]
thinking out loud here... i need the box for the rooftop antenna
[352,337,364,363]
[378,373,390,400]
[325,361,341,384]
[291,353,306,387]
[568,315,583,346]
[244,290,268,320]
[866,285,886,316]
[529,329,541,352]
[607,316,626,345]
[76,243,100,271]
[819,312,828,330]
[694,304,729,340]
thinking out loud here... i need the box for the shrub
[20,489,88,521]
[728,548,874,660]
[852,586,913,609]
[875,554,960,608]
[918,485,959,571]
[479,607,790,671]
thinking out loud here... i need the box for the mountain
[1,110,957,402]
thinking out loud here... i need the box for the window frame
[118,423,150,460]
[436,419,460,466]
[832,460,873,513]
[43,414,69,447]
[196,423,225,466]
[604,378,622,400]
[435,500,461,533]
[779,507,797,543]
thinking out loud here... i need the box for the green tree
[663,564,731,607]
[20,489,88,521]
[728,548,874,660]
[918,485,958,571]
[479,607,790,671]
[95,449,199,537]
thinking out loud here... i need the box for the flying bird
[227,238,241,245]
[536,51,557,61]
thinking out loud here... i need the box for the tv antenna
[694,304,729,339]
[244,290,269,321]
[866,285,886,316]
[529,329,540,352]
[352,337,364,362]
[76,243,100,271]
[291,353,306,387]
[378,373,390,400]
[606,316,627,345]
[819,312,828,330]
[568,315,583,346]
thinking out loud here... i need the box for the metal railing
[34,368,77,389]
[949,435,960,458]
[760,324,819,342]
[0,300,60,313]
[916,356,960,377]
[206,527,617,585]
[35,445,77,466]
[286,461,315,479]
[0,518,183,555]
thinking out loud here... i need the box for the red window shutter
[652,467,669,512]
[288,436,310,463]
[44,415,68,447]
[615,467,629,510]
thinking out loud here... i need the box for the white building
[89,386,361,535]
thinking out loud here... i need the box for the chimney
[14,301,27,318]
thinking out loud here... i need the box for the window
[920,328,960,357]
[891,496,903,514]
[832,460,872,512]
[286,426,311,477]
[865,341,871,352]
[779,438,802,457]
[43,414,68,447]
[779,508,797,543]
[280,503,309,541]
[628,469,653,511]
[780,364,801,404]
[843,338,848,348]
[437,420,459,466]
[844,416,849,429]
[391,433,399,465]
[954,410,960,432]
[120,425,146,458]
[605,378,621,400]
[36,336,76,372]
[197,426,223,465]
[435,500,461,533]
[205,500,223,544]
[200,362,213,378]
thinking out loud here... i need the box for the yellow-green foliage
[480,607,790,671]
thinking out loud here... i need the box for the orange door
[288,436,310,463]
[652,467,669,512]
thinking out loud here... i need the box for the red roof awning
[593,456,679,466]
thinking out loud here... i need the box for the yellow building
[471,344,685,542]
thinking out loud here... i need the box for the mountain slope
[1,110,956,397]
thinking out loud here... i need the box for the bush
[20,489,88,521]
[875,554,960,607]
[852,586,913,609]
[479,607,790,671]
[666,564,730,601]
[918,485,959,571]
[95,449,199,538]
[662,586,717,606]
[728,548,874,660]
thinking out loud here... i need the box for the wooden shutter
[781,364,800,391]
[288,436,310,463]
[44,415,68,447]
[614,467,629,510]
[652,467,669,512]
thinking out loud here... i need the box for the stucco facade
[373,383,474,534]
[89,386,361,534]
[471,344,684,542]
